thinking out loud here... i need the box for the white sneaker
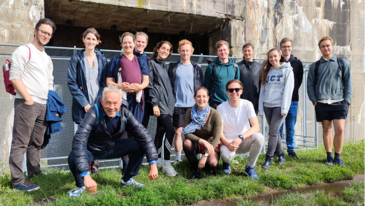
[162,164,177,176]
[157,159,164,168]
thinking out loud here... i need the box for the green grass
[0,141,363,206]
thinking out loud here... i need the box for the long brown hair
[261,48,280,85]
[150,41,173,60]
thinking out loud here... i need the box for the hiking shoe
[121,178,145,188]
[68,186,86,197]
[173,160,181,165]
[325,156,334,165]
[278,153,285,165]
[14,181,40,192]
[262,156,272,169]
[334,158,344,166]
[91,167,99,175]
[244,165,259,180]
[162,164,177,176]
[222,162,231,174]
[157,159,164,168]
[288,151,299,159]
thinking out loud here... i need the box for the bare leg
[333,119,345,154]
[321,120,333,152]
[174,127,183,153]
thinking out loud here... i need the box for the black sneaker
[288,151,299,159]
[192,169,200,179]
[14,180,40,192]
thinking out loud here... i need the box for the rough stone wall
[0,0,44,162]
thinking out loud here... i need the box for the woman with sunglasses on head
[148,41,177,176]
[182,86,222,179]
[67,27,108,174]
[105,32,150,175]
[258,48,294,169]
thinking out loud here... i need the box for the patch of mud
[185,174,364,206]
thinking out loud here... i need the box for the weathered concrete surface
[0,0,45,162]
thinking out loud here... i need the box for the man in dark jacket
[238,43,262,114]
[279,38,304,159]
[67,85,158,197]
[168,39,203,165]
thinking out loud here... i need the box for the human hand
[129,83,142,93]
[259,115,263,118]
[119,82,130,92]
[314,102,317,107]
[198,156,207,169]
[24,98,34,105]
[153,106,160,117]
[203,141,215,156]
[83,175,97,192]
[228,138,242,151]
[148,164,159,180]
[281,113,285,116]
[84,104,91,113]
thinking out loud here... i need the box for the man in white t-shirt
[9,18,56,192]
[217,79,264,179]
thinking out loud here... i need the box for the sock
[164,160,171,166]
[175,152,181,161]
[334,153,341,160]
[327,152,333,159]
[222,162,230,169]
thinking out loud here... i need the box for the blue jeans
[68,138,145,187]
[279,101,298,153]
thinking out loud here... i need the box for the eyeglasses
[37,29,52,38]
[280,46,291,49]
[227,88,242,93]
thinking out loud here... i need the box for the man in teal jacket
[204,40,240,109]
[307,36,353,166]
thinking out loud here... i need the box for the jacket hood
[280,54,298,63]
[214,57,234,66]
[275,62,292,70]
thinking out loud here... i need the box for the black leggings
[154,114,175,160]
[183,139,220,170]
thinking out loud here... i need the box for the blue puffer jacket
[67,49,107,123]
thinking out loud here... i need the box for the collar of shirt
[320,54,337,63]
[103,111,121,120]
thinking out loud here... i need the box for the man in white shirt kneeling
[217,79,264,179]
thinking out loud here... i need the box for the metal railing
[0,43,318,173]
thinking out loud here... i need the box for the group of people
[8,18,352,198]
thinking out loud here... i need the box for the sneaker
[173,160,181,165]
[192,169,200,179]
[162,164,177,176]
[325,156,334,165]
[121,178,145,187]
[209,168,216,176]
[334,158,344,166]
[222,162,231,174]
[244,165,259,180]
[288,151,299,159]
[14,181,40,192]
[68,186,86,197]
[157,159,164,168]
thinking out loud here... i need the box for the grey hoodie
[258,62,294,116]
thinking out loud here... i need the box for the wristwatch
[238,135,244,141]
[204,153,209,157]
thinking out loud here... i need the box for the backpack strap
[233,63,239,79]
[337,57,345,83]
[210,61,216,90]
[314,60,321,85]
[93,103,100,128]
[25,46,31,64]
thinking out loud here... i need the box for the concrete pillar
[0,0,44,163]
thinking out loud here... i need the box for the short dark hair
[242,43,254,50]
[226,79,243,90]
[35,18,57,34]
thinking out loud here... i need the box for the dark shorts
[315,100,349,122]
[173,107,192,128]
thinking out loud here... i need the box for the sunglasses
[227,88,242,93]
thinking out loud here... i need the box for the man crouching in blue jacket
[67,84,158,197]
